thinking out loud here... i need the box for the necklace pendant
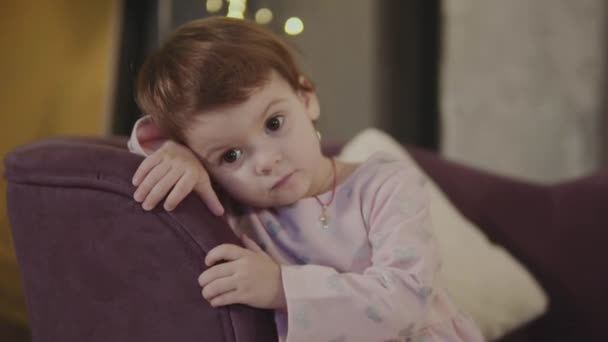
[314,158,336,230]
[319,206,330,229]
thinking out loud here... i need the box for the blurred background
[0,0,606,339]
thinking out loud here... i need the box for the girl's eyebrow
[256,97,285,124]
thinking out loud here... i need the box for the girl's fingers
[164,172,197,211]
[132,153,162,186]
[201,275,237,301]
[141,168,183,210]
[193,173,225,216]
[205,244,248,267]
[133,162,171,203]
[198,262,235,287]
[208,289,239,307]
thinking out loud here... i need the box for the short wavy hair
[134,16,314,143]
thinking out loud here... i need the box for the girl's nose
[255,151,281,175]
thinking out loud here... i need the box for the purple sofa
[4,136,608,341]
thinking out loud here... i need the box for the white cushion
[337,128,548,340]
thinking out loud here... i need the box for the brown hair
[135,16,314,143]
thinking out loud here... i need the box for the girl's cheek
[222,168,250,186]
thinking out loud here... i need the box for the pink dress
[129,116,484,342]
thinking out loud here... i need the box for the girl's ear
[297,76,320,121]
[300,90,320,121]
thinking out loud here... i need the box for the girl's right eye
[221,149,242,164]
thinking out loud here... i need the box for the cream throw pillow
[337,128,548,340]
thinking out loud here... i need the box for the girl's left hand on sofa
[198,234,287,310]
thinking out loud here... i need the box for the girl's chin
[248,198,298,209]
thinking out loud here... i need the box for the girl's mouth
[272,171,295,190]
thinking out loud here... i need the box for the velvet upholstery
[407,147,608,341]
[4,137,607,341]
[5,137,277,342]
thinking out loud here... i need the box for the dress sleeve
[279,166,447,342]
[127,115,169,156]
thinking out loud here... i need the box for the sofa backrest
[407,146,608,341]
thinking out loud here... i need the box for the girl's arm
[127,115,224,215]
[127,115,167,156]
[279,165,482,341]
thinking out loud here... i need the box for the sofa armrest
[4,136,277,342]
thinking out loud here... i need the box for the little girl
[128,16,483,342]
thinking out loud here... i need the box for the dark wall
[111,1,159,136]
[377,0,441,150]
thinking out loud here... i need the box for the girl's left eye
[265,115,284,132]
[221,148,242,164]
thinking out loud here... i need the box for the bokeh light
[255,8,273,25]
[284,17,304,35]
[206,0,223,13]
[226,0,246,19]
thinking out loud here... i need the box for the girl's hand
[198,235,287,310]
[132,140,224,215]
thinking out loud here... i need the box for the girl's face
[184,71,334,208]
